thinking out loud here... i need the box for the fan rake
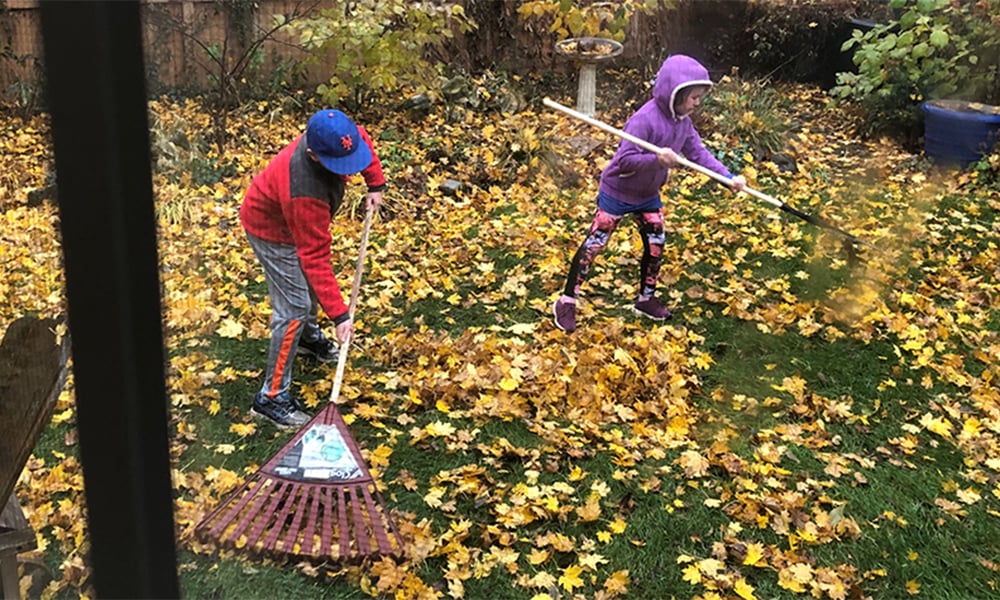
[196,204,404,563]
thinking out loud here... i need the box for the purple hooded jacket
[599,55,732,206]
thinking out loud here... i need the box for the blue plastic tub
[922,100,1000,166]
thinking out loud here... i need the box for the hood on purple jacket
[653,55,716,120]
[598,54,731,206]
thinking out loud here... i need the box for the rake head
[195,405,404,563]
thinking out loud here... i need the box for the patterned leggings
[563,208,665,299]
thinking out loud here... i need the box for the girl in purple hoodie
[553,54,746,332]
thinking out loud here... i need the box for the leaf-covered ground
[3,79,999,599]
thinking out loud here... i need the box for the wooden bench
[0,317,70,599]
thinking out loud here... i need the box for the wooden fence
[0,0,335,104]
[2,0,861,108]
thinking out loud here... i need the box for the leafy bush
[515,0,671,43]
[831,0,1000,140]
[284,0,475,112]
[699,74,791,159]
[740,0,883,86]
[144,0,314,147]
[971,147,1000,188]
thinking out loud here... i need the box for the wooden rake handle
[541,97,783,209]
[329,202,376,405]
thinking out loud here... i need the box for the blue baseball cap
[305,109,373,175]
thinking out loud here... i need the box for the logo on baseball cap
[305,110,373,175]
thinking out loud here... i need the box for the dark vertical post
[39,2,180,598]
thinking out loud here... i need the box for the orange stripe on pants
[267,319,301,397]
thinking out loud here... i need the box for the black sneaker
[251,392,311,429]
[290,395,312,413]
[298,335,338,363]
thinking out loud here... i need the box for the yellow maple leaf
[52,407,74,424]
[734,578,757,600]
[423,486,446,508]
[778,562,813,592]
[527,571,557,590]
[499,376,519,391]
[549,533,575,552]
[604,569,629,594]
[578,552,608,570]
[576,497,602,522]
[677,450,710,477]
[608,518,627,534]
[919,413,953,438]
[228,422,256,437]
[216,318,244,339]
[425,420,456,437]
[682,563,702,584]
[207,399,221,415]
[508,322,536,335]
[743,542,766,566]
[906,579,921,595]
[369,444,393,469]
[558,564,584,592]
[956,488,981,504]
[528,548,549,565]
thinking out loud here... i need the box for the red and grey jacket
[239,127,386,323]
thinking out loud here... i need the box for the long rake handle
[329,202,376,405]
[542,98,873,248]
[542,98,782,206]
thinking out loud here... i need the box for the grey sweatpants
[246,232,326,400]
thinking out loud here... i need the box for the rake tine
[320,486,335,559]
[360,484,392,555]
[337,486,351,559]
[280,484,309,553]
[301,485,322,556]
[350,486,371,556]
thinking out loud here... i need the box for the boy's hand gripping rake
[196,203,405,563]
[542,98,876,252]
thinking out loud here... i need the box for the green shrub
[740,0,882,85]
[831,0,1000,141]
[515,0,671,43]
[699,74,791,159]
[284,0,476,112]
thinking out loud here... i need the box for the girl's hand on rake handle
[657,147,681,168]
[729,175,747,193]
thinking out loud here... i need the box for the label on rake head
[272,423,363,481]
